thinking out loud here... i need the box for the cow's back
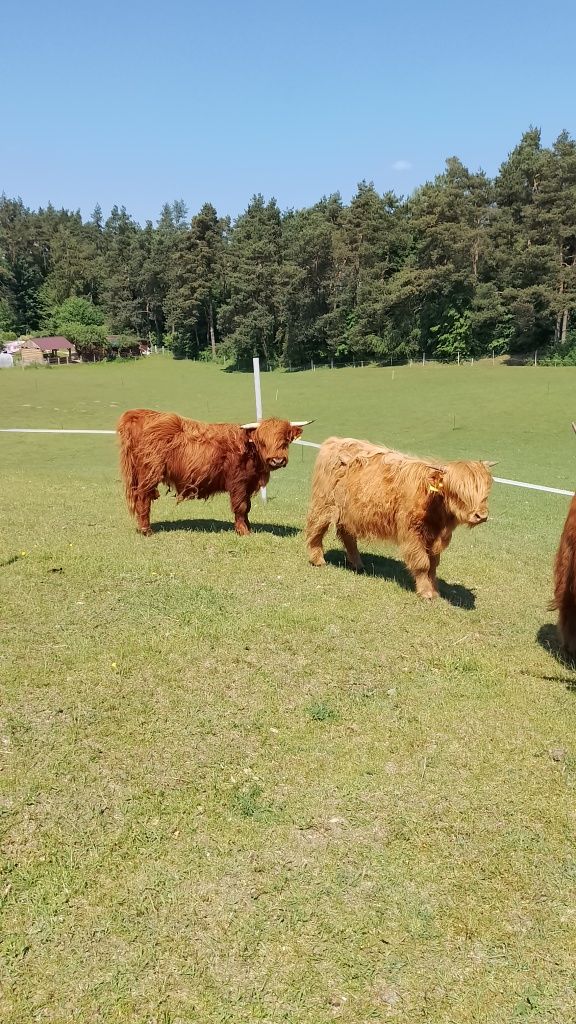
[310,436,415,540]
[117,408,181,447]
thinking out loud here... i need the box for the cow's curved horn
[484,460,498,468]
[571,421,576,435]
[241,421,259,429]
[290,420,314,427]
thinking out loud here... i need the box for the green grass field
[1,358,576,1023]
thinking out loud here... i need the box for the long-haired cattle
[117,409,308,536]
[306,436,493,599]
[550,423,576,656]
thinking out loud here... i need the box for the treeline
[1,127,575,365]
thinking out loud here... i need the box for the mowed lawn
[1,358,576,1024]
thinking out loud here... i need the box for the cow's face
[467,497,490,527]
[443,461,494,527]
[245,418,306,470]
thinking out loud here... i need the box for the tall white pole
[253,356,266,502]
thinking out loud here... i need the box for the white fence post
[253,356,266,503]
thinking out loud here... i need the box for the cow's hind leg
[306,514,331,566]
[135,487,159,536]
[336,525,364,573]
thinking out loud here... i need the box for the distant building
[28,337,76,362]
[18,337,76,364]
[19,339,45,364]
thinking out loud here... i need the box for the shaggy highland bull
[306,436,494,599]
[550,422,576,656]
[117,409,309,536]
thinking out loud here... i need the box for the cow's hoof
[309,557,326,567]
[139,528,153,537]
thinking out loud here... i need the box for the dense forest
[1,128,575,365]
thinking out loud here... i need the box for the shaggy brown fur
[550,425,576,655]
[117,409,304,535]
[550,493,576,656]
[305,436,493,599]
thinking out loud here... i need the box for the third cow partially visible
[550,422,576,656]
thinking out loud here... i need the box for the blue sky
[2,0,574,223]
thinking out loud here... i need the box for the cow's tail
[550,506,576,655]
[117,410,143,519]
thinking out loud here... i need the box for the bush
[540,331,576,366]
[46,297,105,331]
[57,323,109,360]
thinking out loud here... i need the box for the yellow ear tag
[429,481,443,494]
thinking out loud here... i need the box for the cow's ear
[289,419,313,441]
[242,426,257,443]
[428,468,445,494]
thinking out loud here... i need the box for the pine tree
[100,206,142,334]
[218,196,283,365]
[280,196,342,365]
[0,197,45,333]
[165,203,226,358]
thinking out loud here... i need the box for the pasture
[1,358,576,1023]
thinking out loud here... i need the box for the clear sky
[2,0,574,223]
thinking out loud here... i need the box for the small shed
[30,337,76,363]
[20,339,44,364]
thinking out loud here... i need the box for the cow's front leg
[402,534,438,600]
[230,491,251,535]
[428,552,440,590]
[414,570,438,600]
[426,533,452,595]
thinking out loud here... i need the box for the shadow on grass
[536,624,576,688]
[0,555,20,568]
[324,549,476,610]
[152,517,299,538]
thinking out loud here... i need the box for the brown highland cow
[117,409,309,536]
[306,436,494,599]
